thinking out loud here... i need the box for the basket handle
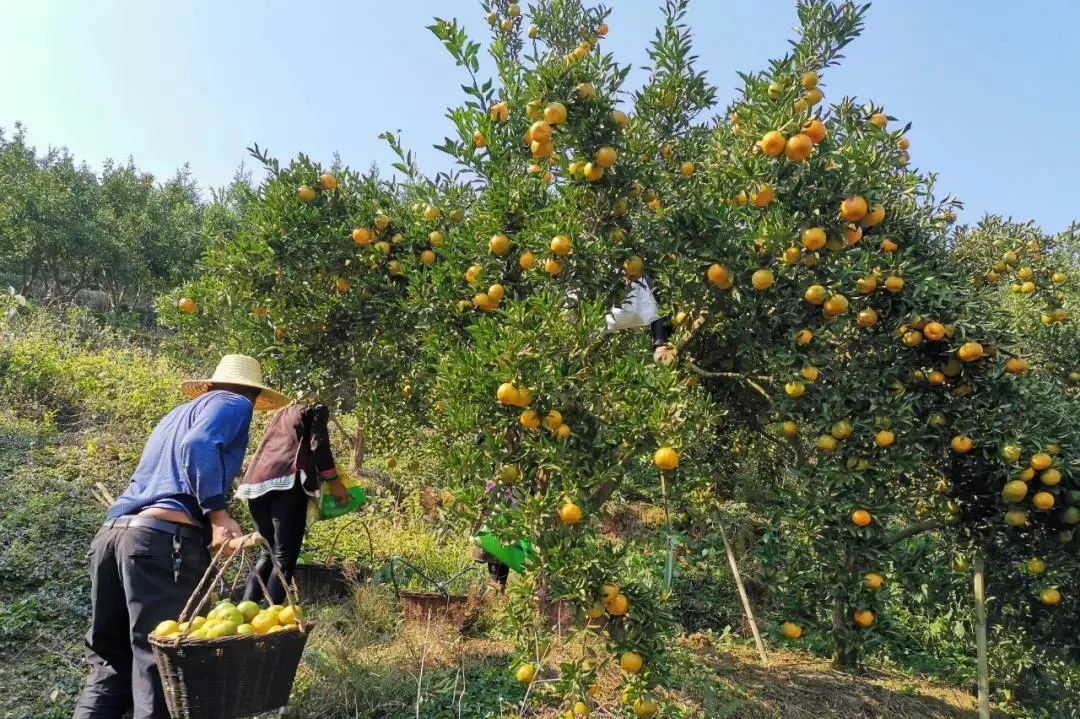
[172,532,306,645]
[387,556,486,601]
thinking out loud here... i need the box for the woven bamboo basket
[390,557,486,631]
[150,533,313,719]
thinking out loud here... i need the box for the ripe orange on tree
[951,435,974,453]
[707,263,732,288]
[178,297,197,314]
[559,502,583,525]
[1040,468,1061,486]
[840,196,868,222]
[516,663,536,684]
[802,117,827,143]
[595,146,617,168]
[550,234,573,255]
[520,409,541,430]
[843,224,863,246]
[780,621,803,639]
[823,294,849,317]
[864,203,885,226]
[760,130,786,157]
[352,227,372,245]
[785,133,813,162]
[605,592,629,616]
[1032,492,1055,511]
[751,184,774,206]
[1040,588,1061,606]
[857,308,878,327]
[957,341,983,362]
[923,321,946,341]
[619,651,643,674]
[875,430,895,448]
[851,509,872,527]
[863,573,884,591]
[297,185,316,203]
[1005,357,1028,374]
[751,269,775,290]
[653,446,679,470]
[1030,452,1052,470]
[489,233,511,256]
[544,101,567,125]
[802,227,826,251]
[853,609,876,628]
[317,172,336,191]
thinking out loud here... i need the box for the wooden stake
[720,524,768,666]
[973,556,990,719]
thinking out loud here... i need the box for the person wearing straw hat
[74,354,289,719]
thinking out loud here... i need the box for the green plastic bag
[318,476,368,520]
[475,531,531,573]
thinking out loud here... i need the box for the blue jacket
[107,390,253,522]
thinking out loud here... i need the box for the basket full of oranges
[149,534,313,719]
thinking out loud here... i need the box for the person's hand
[209,510,243,551]
[653,345,676,366]
[327,478,351,507]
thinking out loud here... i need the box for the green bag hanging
[475,531,531,573]
[318,475,368,521]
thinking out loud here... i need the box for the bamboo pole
[720,524,768,666]
[973,556,990,719]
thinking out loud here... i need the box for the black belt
[103,515,204,542]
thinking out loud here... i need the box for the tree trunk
[349,421,365,472]
[831,551,859,670]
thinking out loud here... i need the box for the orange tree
[593,0,1078,675]
[160,146,472,435]
[412,0,717,713]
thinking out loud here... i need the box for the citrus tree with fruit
[415,1,718,712]
[618,0,1079,674]
[161,147,475,439]
[162,0,1079,710]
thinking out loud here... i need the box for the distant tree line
[0,123,245,310]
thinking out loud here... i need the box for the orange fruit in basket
[278,605,303,625]
[250,611,278,635]
[209,621,239,637]
[237,624,256,636]
[178,616,206,633]
[268,625,287,633]
[219,606,245,625]
[152,620,181,637]
[236,600,260,622]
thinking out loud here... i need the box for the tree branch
[885,519,944,546]
[686,360,775,408]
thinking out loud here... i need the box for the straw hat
[180,354,291,411]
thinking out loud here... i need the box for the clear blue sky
[3,1,1078,231]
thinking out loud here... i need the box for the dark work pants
[244,479,308,605]
[73,525,209,719]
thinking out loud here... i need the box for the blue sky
[2,1,1078,231]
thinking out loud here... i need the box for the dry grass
[287,587,994,719]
